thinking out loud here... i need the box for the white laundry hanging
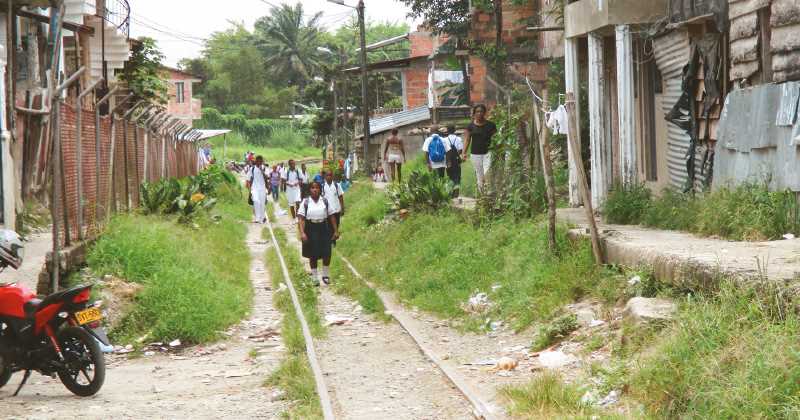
[546,104,569,135]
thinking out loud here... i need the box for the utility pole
[357,0,370,172]
[341,52,350,155]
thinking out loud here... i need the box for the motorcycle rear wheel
[56,327,105,397]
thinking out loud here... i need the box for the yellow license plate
[75,308,102,325]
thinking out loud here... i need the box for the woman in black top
[462,104,497,193]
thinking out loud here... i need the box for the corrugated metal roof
[366,106,431,137]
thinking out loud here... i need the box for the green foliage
[602,183,652,225]
[481,106,547,219]
[401,0,471,36]
[601,182,800,241]
[120,37,168,104]
[631,282,800,418]
[339,183,607,332]
[501,373,599,419]
[138,166,238,223]
[207,130,318,164]
[387,170,454,212]
[87,202,252,344]
[531,313,579,351]
[255,3,323,91]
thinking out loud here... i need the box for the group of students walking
[382,104,497,195]
[245,156,345,287]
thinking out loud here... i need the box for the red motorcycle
[0,230,108,396]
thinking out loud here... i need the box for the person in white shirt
[445,125,464,197]
[279,163,287,192]
[422,124,451,178]
[282,159,303,219]
[245,155,268,223]
[300,163,310,198]
[322,170,345,243]
[297,181,340,286]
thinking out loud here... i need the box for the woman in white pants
[461,104,497,194]
[247,155,268,223]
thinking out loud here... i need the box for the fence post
[124,101,146,208]
[93,86,119,231]
[105,93,133,219]
[76,78,103,240]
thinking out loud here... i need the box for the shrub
[531,313,579,351]
[602,182,652,224]
[387,170,454,212]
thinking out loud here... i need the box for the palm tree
[255,3,323,93]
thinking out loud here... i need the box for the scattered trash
[224,370,252,378]
[627,275,641,286]
[581,391,597,405]
[463,292,491,314]
[783,233,796,240]
[464,359,497,366]
[144,351,155,357]
[325,314,353,326]
[598,390,620,407]
[492,356,518,371]
[491,284,503,292]
[169,339,181,348]
[537,350,578,369]
[589,319,606,327]
[268,389,286,402]
[276,283,288,293]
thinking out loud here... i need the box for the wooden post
[532,97,557,252]
[566,93,603,265]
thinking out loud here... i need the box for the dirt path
[16,230,52,292]
[1,224,287,419]
[273,206,474,420]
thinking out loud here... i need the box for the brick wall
[50,103,199,244]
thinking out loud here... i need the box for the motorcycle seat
[24,298,42,318]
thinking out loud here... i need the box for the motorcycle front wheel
[0,355,11,388]
[56,326,105,396]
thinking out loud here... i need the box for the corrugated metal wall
[714,81,800,191]
[653,29,700,190]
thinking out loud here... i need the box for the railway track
[264,206,502,420]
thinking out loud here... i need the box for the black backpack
[446,135,461,167]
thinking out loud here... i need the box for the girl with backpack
[297,181,340,286]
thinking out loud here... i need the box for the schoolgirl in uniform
[297,181,340,286]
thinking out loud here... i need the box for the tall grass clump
[602,183,652,225]
[601,182,800,241]
[88,210,252,344]
[264,204,323,419]
[339,183,605,331]
[631,281,800,418]
[501,373,601,419]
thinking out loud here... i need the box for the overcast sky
[129,0,416,66]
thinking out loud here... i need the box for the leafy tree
[401,0,470,36]
[120,37,169,104]
[254,3,324,93]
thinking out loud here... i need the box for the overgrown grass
[329,262,390,321]
[264,203,324,419]
[630,281,800,418]
[338,182,610,331]
[209,130,320,164]
[602,182,800,241]
[87,194,252,344]
[500,372,604,419]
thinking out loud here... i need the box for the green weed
[263,206,324,419]
[601,182,800,241]
[329,262,390,322]
[602,183,652,225]
[88,202,252,344]
[338,183,607,332]
[500,372,602,419]
[531,313,579,351]
[631,281,800,418]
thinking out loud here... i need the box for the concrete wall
[565,0,669,38]
[165,69,201,126]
